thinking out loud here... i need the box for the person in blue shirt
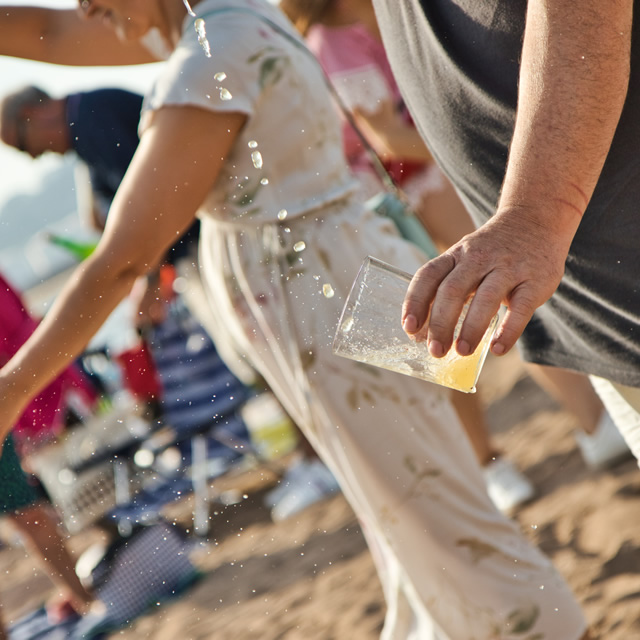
[0,84,199,252]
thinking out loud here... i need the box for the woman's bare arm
[0,6,156,65]
[353,100,434,164]
[0,105,247,445]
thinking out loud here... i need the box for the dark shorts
[0,434,39,514]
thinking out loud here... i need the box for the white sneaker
[270,459,341,522]
[263,457,309,509]
[575,411,632,470]
[483,457,535,514]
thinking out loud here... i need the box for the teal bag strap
[190,6,439,259]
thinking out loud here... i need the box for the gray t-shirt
[372,0,640,386]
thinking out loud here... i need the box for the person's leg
[527,365,631,469]
[449,391,497,466]
[410,173,476,253]
[0,606,6,640]
[9,504,94,615]
[526,364,604,434]
[302,353,587,640]
[450,390,535,513]
[589,376,640,462]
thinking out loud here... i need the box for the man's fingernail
[403,314,418,333]
[457,340,470,356]
[491,342,506,355]
[428,339,443,358]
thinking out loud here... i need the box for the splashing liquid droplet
[341,316,354,332]
[220,88,233,101]
[260,178,269,185]
[194,18,211,57]
[248,140,258,149]
[182,0,196,17]
[214,72,227,82]
[322,284,335,298]
[293,241,306,252]
[277,209,288,220]
[251,151,263,169]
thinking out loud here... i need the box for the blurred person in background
[0,272,97,455]
[0,273,99,632]
[0,434,99,636]
[0,85,167,416]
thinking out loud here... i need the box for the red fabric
[0,275,98,448]
[114,342,163,401]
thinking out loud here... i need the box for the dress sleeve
[141,12,277,123]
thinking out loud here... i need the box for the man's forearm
[498,0,632,240]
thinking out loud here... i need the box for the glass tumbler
[332,256,500,393]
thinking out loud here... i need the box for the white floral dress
[139,1,587,638]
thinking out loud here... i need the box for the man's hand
[402,0,632,359]
[402,208,570,358]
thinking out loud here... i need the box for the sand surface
[2,349,640,639]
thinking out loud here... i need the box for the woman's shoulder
[145,0,317,119]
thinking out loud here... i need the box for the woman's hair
[279,0,334,36]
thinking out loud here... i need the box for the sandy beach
[2,347,640,639]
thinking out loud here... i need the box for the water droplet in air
[214,72,227,82]
[251,151,263,169]
[220,88,233,100]
[322,284,335,298]
[277,209,288,220]
[194,18,211,57]
[260,178,269,185]
[293,241,306,252]
[248,140,258,149]
[182,0,196,16]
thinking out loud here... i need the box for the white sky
[0,0,163,206]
